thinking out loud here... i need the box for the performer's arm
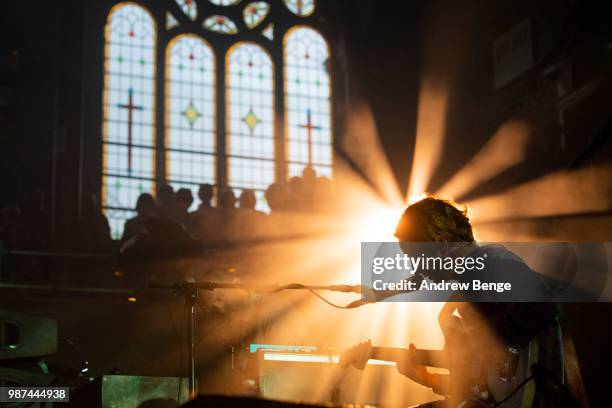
[396,343,449,395]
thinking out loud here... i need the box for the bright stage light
[357,205,403,242]
[407,192,429,205]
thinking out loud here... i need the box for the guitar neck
[370,346,448,369]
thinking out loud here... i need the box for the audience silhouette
[0,168,336,283]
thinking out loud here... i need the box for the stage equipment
[0,310,57,360]
[251,343,398,404]
[148,281,363,400]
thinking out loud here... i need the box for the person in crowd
[218,188,239,241]
[79,193,112,251]
[301,166,318,212]
[190,183,220,242]
[287,176,305,212]
[196,183,215,212]
[156,184,177,221]
[121,193,156,245]
[238,189,258,211]
[263,183,292,239]
[175,188,194,229]
[265,183,288,213]
[237,189,266,240]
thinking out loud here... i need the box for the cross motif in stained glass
[117,88,143,175]
[203,15,238,34]
[103,3,156,239]
[299,108,321,167]
[243,108,260,132]
[243,2,270,29]
[285,27,332,179]
[183,101,201,126]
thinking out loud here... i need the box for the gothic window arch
[101,0,333,237]
[226,42,275,208]
[102,2,157,238]
[166,34,217,197]
[284,26,332,178]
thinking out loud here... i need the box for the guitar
[336,336,538,407]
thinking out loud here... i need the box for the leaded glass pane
[282,0,315,17]
[262,23,274,40]
[227,43,275,211]
[175,0,197,20]
[166,35,216,209]
[284,27,332,178]
[166,12,179,30]
[203,15,238,34]
[103,3,156,238]
[243,2,270,29]
[209,0,241,5]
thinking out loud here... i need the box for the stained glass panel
[283,0,315,17]
[284,27,332,178]
[243,2,270,29]
[262,23,274,40]
[175,0,197,20]
[103,3,156,239]
[227,43,275,211]
[166,35,216,209]
[203,15,238,34]
[209,0,241,5]
[166,12,179,30]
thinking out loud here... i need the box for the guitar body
[486,340,538,407]
[339,338,536,407]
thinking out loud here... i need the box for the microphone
[345,274,424,308]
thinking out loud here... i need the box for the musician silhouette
[342,198,561,407]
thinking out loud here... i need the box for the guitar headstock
[338,340,372,370]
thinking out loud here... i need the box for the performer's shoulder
[471,243,524,263]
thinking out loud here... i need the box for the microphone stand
[148,281,361,400]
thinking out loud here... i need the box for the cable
[492,376,534,407]
[307,289,353,309]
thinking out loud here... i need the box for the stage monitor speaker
[69,374,189,408]
[0,310,57,360]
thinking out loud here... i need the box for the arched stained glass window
[166,35,216,208]
[102,1,334,237]
[284,26,332,178]
[103,2,156,239]
[227,42,275,209]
